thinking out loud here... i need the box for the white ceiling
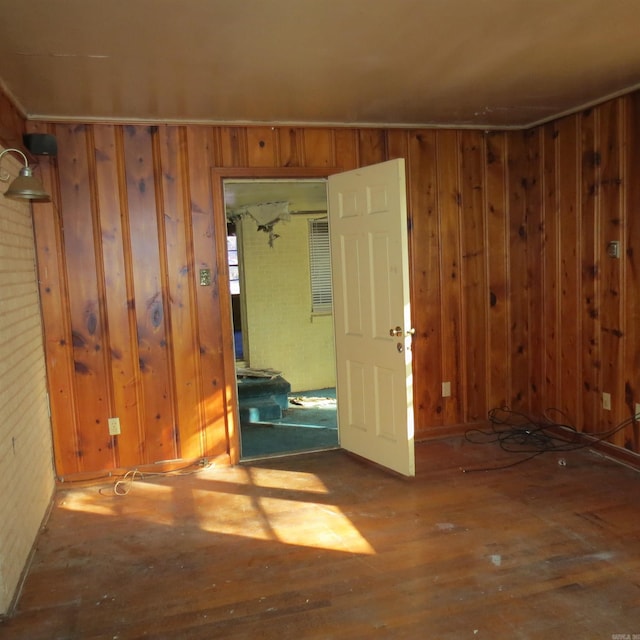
[2,0,640,129]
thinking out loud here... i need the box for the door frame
[211,167,343,464]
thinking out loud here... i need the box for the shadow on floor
[240,388,338,459]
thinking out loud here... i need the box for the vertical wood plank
[302,128,335,167]
[437,130,464,425]
[277,127,304,167]
[208,127,224,168]
[485,131,511,411]
[541,123,561,413]
[597,101,625,440]
[158,125,204,460]
[525,129,544,414]
[333,128,359,171]
[459,130,488,421]
[506,131,529,410]
[26,121,80,477]
[623,95,640,450]
[93,124,144,468]
[122,125,177,463]
[220,127,248,167]
[386,130,409,165]
[580,109,601,434]
[246,127,279,167]
[407,130,442,433]
[557,116,582,429]
[56,123,114,472]
[357,129,387,166]
[186,125,232,460]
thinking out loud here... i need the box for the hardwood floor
[2,438,639,639]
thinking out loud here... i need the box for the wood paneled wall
[21,93,640,477]
[534,97,640,452]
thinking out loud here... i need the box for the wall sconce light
[0,148,51,202]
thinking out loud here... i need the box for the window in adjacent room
[308,218,332,314]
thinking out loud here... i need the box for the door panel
[329,159,415,476]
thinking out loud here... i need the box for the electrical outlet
[442,381,451,397]
[635,403,640,421]
[602,392,611,411]
[108,417,121,436]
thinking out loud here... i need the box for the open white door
[328,159,415,477]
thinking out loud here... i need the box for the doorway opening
[223,179,339,460]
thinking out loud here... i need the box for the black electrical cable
[462,406,637,472]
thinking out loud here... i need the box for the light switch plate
[199,269,212,286]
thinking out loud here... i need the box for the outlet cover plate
[108,417,121,436]
[607,241,620,259]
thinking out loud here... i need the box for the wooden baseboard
[415,422,483,442]
[417,421,640,471]
[55,453,231,487]
[545,425,640,471]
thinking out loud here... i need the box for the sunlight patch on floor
[207,466,332,494]
[194,490,375,554]
[58,481,176,524]
[58,494,117,518]
[57,466,374,555]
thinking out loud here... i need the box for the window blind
[308,219,332,313]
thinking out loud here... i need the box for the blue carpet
[240,388,338,458]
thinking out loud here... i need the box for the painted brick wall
[241,212,336,392]
[0,150,55,614]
